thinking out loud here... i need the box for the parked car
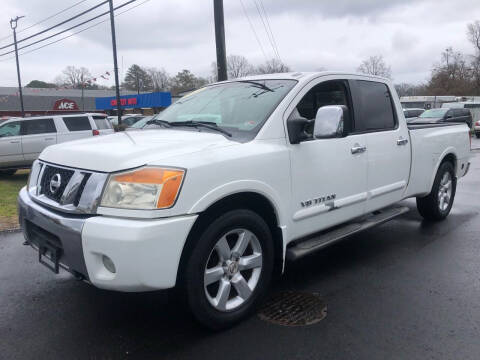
[125,116,154,131]
[107,115,144,127]
[442,102,480,130]
[18,72,471,329]
[410,108,473,128]
[0,113,113,174]
[403,108,424,120]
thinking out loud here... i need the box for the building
[0,86,172,118]
[95,92,172,115]
[400,96,480,110]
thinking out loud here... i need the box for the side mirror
[313,105,347,139]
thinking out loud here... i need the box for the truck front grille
[40,165,75,202]
[29,161,109,215]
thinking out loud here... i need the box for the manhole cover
[258,291,327,326]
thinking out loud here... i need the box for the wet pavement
[1,151,480,359]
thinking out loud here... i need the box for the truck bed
[404,123,470,198]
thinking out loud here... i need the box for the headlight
[100,167,185,210]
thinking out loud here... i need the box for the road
[1,151,480,360]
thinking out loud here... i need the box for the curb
[0,228,21,235]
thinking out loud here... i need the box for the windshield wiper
[170,120,232,137]
[237,80,274,92]
[146,119,172,127]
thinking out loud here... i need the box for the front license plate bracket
[38,241,62,274]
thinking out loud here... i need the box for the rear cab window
[22,118,56,135]
[92,116,112,130]
[351,80,396,132]
[62,116,92,131]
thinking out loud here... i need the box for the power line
[252,0,280,62]
[0,0,137,57]
[0,1,109,51]
[239,0,268,61]
[0,0,91,43]
[258,0,281,62]
[0,0,151,63]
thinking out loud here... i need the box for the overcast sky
[0,0,479,87]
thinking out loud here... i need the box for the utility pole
[10,16,25,117]
[108,0,122,125]
[213,0,227,81]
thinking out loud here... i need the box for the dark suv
[410,108,472,128]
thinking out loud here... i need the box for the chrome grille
[40,165,75,202]
[29,161,108,215]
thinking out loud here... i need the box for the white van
[0,113,113,174]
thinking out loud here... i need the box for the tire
[0,169,16,176]
[416,161,456,221]
[476,133,480,139]
[184,209,274,330]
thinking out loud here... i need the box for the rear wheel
[416,161,456,221]
[184,209,274,330]
[476,133,480,139]
[0,169,16,176]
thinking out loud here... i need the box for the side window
[0,121,21,137]
[354,81,396,132]
[289,80,353,137]
[92,116,112,129]
[63,116,92,131]
[22,119,56,135]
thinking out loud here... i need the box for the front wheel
[416,161,456,221]
[184,209,274,330]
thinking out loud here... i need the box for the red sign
[53,98,79,111]
[110,97,138,106]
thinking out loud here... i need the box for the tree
[210,55,255,81]
[227,55,254,78]
[170,69,207,94]
[394,83,427,97]
[145,67,170,91]
[425,47,474,95]
[255,58,291,74]
[26,80,56,88]
[357,55,392,78]
[57,66,94,89]
[467,20,480,54]
[123,64,153,93]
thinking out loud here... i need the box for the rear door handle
[10,140,20,144]
[44,137,55,141]
[397,138,408,146]
[351,144,367,154]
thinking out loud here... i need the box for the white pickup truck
[18,72,471,329]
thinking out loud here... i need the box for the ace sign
[53,98,79,111]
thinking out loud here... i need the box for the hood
[40,129,236,172]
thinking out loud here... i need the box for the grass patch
[0,169,29,230]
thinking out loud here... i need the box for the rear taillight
[476,121,480,126]
[92,129,100,136]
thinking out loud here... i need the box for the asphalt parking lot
[1,150,480,360]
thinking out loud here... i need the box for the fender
[428,147,457,191]
[187,179,288,230]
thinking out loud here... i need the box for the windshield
[131,116,153,128]
[152,79,297,141]
[419,108,448,118]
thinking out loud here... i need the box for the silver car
[0,113,113,175]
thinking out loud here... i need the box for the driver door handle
[10,140,20,144]
[351,144,367,154]
[397,137,408,146]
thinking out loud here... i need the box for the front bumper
[18,187,198,292]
